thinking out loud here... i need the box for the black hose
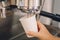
[40,11,60,22]
[0,0,5,2]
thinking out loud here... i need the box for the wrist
[49,34,56,40]
[47,34,60,40]
[55,37,60,40]
[39,33,56,40]
[45,34,55,40]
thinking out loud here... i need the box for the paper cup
[19,15,38,38]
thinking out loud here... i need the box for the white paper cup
[19,15,38,38]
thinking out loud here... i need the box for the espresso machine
[10,0,60,40]
[16,0,60,23]
[0,0,60,40]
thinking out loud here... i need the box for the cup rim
[19,14,36,21]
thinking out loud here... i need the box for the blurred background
[0,0,60,40]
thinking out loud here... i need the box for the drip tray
[9,32,38,40]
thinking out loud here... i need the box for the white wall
[52,0,60,28]
[40,0,53,25]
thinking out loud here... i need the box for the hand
[27,21,54,40]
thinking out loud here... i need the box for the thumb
[27,31,39,37]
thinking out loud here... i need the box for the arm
[27,21,60,40]
[39,33,60,40]
[51,35,60,40]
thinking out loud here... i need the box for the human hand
[27,21,54,40]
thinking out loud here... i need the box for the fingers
[27,21,42,37]
[27,31,39,38]
[37,21,45,28]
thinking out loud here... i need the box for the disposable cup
[19,15,38,38]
